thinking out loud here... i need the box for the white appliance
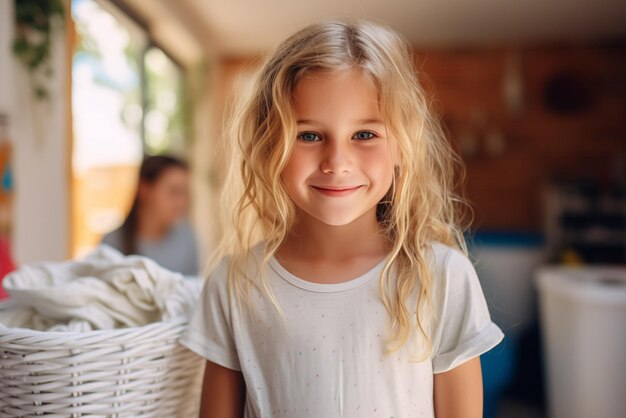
[535,266,626,418]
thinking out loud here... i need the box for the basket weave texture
[0,301,205,418]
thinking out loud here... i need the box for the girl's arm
[199,360,246,418]
[433,356,483,418]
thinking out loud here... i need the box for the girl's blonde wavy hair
[205,18,473,361]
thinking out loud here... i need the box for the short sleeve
[178,258,241,371]
[430,247,505,374]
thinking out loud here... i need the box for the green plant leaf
[12,0,65,100]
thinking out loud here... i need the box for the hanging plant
[12,0,65,99]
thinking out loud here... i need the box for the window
[71,0,186,257]
[144,47,186,156]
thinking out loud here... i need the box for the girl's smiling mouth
[310,185,364,196]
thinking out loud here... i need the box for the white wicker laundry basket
[0,300,205,418]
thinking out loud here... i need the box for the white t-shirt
[179,239,504,418]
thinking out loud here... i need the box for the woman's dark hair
[119,154,189,255]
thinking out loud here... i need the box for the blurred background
[0,1,624,417]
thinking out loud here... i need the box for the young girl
[179,18,504,418]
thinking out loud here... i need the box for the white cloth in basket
[0,244,203,332]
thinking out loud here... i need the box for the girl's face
[281,67,397,226]
[139,166,190,226]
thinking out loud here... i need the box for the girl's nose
[320,138,354,174]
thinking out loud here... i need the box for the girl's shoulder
[425,240,470,271]
[425,240,484,303]
[203,241,266,287]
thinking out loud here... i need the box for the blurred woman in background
[101,155,200,277]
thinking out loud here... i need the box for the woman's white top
[179,239,504,418]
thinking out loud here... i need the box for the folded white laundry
[0,244,203,332]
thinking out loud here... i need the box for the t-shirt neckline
[268,251,392,293]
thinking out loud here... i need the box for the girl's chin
[306,211,373,227]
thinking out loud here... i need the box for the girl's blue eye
[298,132,321,142]
[353,131,376,141]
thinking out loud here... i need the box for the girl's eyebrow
[296,118,385,125]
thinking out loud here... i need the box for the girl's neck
[279,206,390,262]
